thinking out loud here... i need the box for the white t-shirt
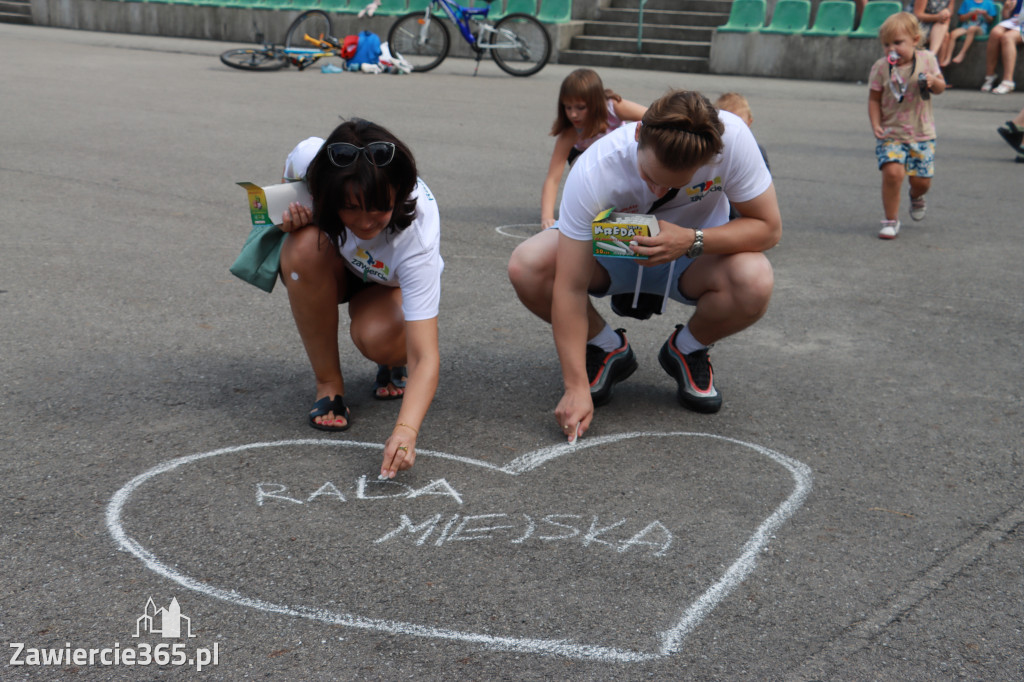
[283,138,443,321]
[557,113,772,242]
[337,179,443,322]
[283,136,324,181]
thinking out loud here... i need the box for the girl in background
[540,69,647,229]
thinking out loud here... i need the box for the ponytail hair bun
[638,90,724,170]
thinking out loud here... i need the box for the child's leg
[938,29,957,65]
[951,27,971,63]
[908,175,931,201]
[906,139,934,220]
[880,161,905,221]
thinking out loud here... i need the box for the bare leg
[508,229,609,339]
[880,161,905,221]
[928,18,950,55]
[854,0,867,27]
[952,27,976,63]
[348,285,407,367]
[280,225,350,428]
[1013,106,1024,128]
[938,29,958,66]
[1000,30,1022,82]
[678,252,774,346]
[984,26,1007,81]
[908,175,931,203]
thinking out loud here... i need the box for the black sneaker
[998,121,1024,154]
[658,324,722,414]
[586,328,638,406]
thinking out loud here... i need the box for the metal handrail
[637,0,648,52]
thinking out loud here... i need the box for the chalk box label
[238,180,313,228]
[591,210,660,259]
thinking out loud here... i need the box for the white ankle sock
[673,325,706,355]
[588,324,622,352]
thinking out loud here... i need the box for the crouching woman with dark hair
[278,119,442,479]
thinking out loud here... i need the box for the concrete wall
[28,0,1024,85]
[710,29,1024,88]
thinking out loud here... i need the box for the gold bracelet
[395,422,419,435]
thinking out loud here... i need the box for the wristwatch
[686,228,704,258]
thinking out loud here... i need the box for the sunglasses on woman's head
[326,141,396,168]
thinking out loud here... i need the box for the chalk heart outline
[107,432,812,663]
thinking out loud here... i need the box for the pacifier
[887,50,899,65]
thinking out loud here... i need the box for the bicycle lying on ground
[387,0,551,76]
[220,11,344,71]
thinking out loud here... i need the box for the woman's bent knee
[281,226,335,278]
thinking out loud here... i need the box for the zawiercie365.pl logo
[9,598,219,672]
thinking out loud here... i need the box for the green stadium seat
[473,0,502,17]
[851,0,901,38]
[368,0,407,14]
[263,0,322,9]
[717,0,766,33]
[314,0,352,11]
[760,0,810,34]
[537,0,571,23]
[498,0,537,16]
[804,0,855,36]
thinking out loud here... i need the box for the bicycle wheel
[220,47,289,71]
[285,9,335,68]
[491,14,551,77]
[388,12,450,73]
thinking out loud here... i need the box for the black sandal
[308,395,351,432]
[373,364,407,401]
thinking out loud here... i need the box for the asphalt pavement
[2,22,1023,680]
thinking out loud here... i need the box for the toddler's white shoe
[909,193,926,221]
[981,75,998,92]
[993,80,1016,95]
[878,219,901,240]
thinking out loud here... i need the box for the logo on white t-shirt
[353,246,390,282]
[685,177,724,202]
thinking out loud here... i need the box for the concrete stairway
[558,0,733,73]
[0,0,32,24]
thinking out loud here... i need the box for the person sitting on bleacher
[937,0,1000,67]
[980,0,1023,93]
[912,0,955,53]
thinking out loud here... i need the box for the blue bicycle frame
[389,0,550,76]
[431,0,493,52]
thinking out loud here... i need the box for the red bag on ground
[341,35,359,60]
